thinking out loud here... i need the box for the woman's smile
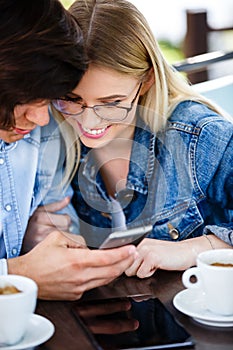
[78,122,111,139]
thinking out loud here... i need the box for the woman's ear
[140,68,155,95]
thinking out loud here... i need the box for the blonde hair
[52,106,80,188]
[69,0,226,131]
[56,0,230,186]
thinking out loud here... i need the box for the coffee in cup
[182,249,233,316]
[0,275,38,346]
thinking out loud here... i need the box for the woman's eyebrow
[66,92,128,100]
[96,93,127,100]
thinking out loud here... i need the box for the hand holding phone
[99,225,153,249]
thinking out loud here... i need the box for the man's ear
[140,68,155,95]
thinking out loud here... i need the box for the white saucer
[173,289,233,327]
[0,314,55,350]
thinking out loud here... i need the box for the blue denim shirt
[0,116,79,263]
[72,101,233,248]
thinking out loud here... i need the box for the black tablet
[72,296,195,350]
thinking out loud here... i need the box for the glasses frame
[51,83,142,122]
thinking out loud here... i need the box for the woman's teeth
[82,126,107,135]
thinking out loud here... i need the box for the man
[0,0,137,300]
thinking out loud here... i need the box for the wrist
[7,256,24,275]
[181,236,213,268]
[203,234,215,249]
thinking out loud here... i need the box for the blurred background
[60,0,233,83]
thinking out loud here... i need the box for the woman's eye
[106,100,122,106]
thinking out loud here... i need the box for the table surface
[35,270,233,350]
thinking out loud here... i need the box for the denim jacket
[72,101,233,248]
[0,116,79,264]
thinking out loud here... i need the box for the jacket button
[101,212,112,220]
[167,223,180,240]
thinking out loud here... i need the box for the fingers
[125,246,157,278]
[32,206,71,230]
[60,232,87,248]
[82,245,138,268]
[125,262,156,278]
[125,257,143,277]
[39,230,86,249]
[136,264,157,278]
[39,197,70,213]
[48,231,137,264]
[47,213,71,230]
[69,255,137,293]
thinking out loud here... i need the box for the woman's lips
[13,128,33,135]
[78,122,110,139]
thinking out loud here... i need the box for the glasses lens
[52,99,83,115]
[94,105,128,121]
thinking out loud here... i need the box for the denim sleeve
[197,118,233,245]
[204,224,233,246]
[196,118,233,208]
[207,133,233,209]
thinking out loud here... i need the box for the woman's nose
[80,107,102,129]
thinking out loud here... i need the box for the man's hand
[8,231,138,300]
[23,197,72,252]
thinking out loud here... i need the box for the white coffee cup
[0,275,38,346]
[182,249,233,316]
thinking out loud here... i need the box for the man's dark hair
[0,0,87,129]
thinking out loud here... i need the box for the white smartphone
[99,224,153,249]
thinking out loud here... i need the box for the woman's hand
[23,197,72,252]
[8,231,138,300]
[125,238,190,278]
[125,235,232,278]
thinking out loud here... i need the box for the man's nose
[26,104,50,126]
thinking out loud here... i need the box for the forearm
[179,234,232,269]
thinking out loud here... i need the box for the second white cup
[182,249,233,316]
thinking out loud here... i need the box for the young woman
[51,0,233,277]
[47,0,233,276]
[0,0,137,300]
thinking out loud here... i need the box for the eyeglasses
[51,83,142,122]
